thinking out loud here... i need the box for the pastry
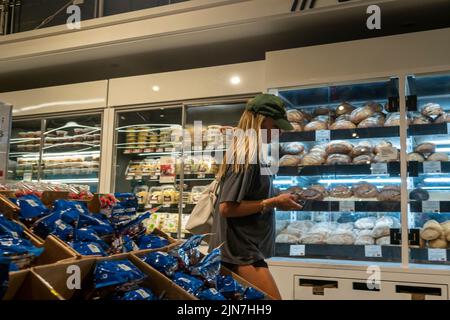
[421,103,444,118]
[281,142,305,155]
[350,106,375,124]
[409,188,430,201]
[413,115,431,125]
[440,221,450,242]
[351,142,373,157]
[420,220,443,241]
[329,185,353,198]
[304,121,328,132]
[352,183,379,199]
[377,186,401,201]
[287,109,306,123]
[301,153,326,166]
[279,155,303,166]
[415,142,436,155]
[353,154,373,165]
[429,237,448,249]
[326,154,352,165]
[335,102,355,116]
[407,152,425,162]
[434,113,450,124]
[355,217,377,230]
[330,120,356,130]
[427,153,449,162]
[325,141,353,155]
[376,236,391,245]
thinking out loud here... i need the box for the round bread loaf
[326,154,352,165]
[427,152,449,162]
[415,142,436,155]
[352,183,379,199]
[407,152,425,162]
[421,103,444,118]
[304,121,328,132]
[330,120,356,130]
[350,106,375,124]
[335,102,355,116]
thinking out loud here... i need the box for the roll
[420,220,443,241]
[415,142,436,155]
[427,152,449,162]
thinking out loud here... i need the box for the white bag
[185,179,221,235]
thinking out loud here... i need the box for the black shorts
[222,260,268,271]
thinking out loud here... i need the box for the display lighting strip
[317,178,402,184]
[423,178,450,183]
[435,148,450,152]
[15,151,100,160]
[40,178,99,184]
[421,186,450,190]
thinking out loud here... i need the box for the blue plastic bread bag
[53,199,89,216]
[197,288,226,301]
[18,195,49,220]
[94,260,145,289]
[243,287,265,300]
[0,236,43,258]
[216,275,245,299]
[190,247,221,285]
[142,251,178,277]
[138,234,169,250]
[78,213,113,236]
[172,272,204,295]
[114,193,138,215]
[176,234,207,268]
[113,287,158,301]
[116,212,150,236]
[70,241,107,256]
[0,215,24,238]
[74,228,108,249]
[33,211,74,241]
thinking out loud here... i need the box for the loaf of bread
[281,142,305,155]
[355,217,377,230]
[384,112,402,127]
[415,142,436,155]
[440,221,450,242]
[287,109,307,123]
[326,154,352,165]
[429,233,448,249]
[304,121,328,132]
[407,152,425,162]
[325,141,353,155]
[335,102,355,116]
[372,216,399,238]
[301,152,326,166]
[335,114,352,122]
[350,106,375,124]
[364,101,383,113]
[353,154,374,165]
[313,115,333,123]
[290,122,304,132]
[374,140,393,154]
[351,142,373,157]
[377,185,401,201]
[434,113,450,124]
[357,115,385,128]
[420,220,443,241]
[275,234,300,244]
[313,106,332,117]
[413,115,432,125]
[355,229,375,245]
[409,188,430,201]
[329,185,353,198]
[352,183,379,199]
[427,152,449,162]
[279,155,303,166]
[421,103,444,118]
[299,186,325,201]
[330,120,356,130]
[376,236,391,245]
[310,145,328,158]
[300,233,326,244]
[326,230,355,245]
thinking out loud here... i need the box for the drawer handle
[353,282,381,292]
[299,279,338,296]
[395,285,442,299]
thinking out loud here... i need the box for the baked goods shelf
[280,126,400,143]
[145,203,196,213]
[127,173,216,182]
[410,248,450,264]
[408,123,450,136]
[275,243,401,262]
[277,162,401,177]
[280,200,401,212]
[410,201,450,213]
[408,161,450,175]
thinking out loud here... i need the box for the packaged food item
[372,216,400,238]
[335,102,355,116]
[190,186,207,204]
[134,186,149,206]
[243,287,265,300]
[172,272,204,295]
[326,230,355,245]
[375,236,391,245]
[0,236,44,269]
[355,217,377,229]
[176,234,207,268]
[142,251,179,277]
[421,103,444,118]
[197,288,226,300]
[190,248,221,286]
[18,195,49,221]
[275,234,299,244]
[216,275,245,299]
[325,141,353,155]
[162,185,177,204]
[328,185,353,198]
[94,260,145,289]
[113,287,158,300]
[137,234,170,250]
[280,142,305,155]
[415,142,436,155]
[298,186,325,201]
[148,187,163,205]
[32,211,74,241]
[354,229,375,245]
[70,242,107,256]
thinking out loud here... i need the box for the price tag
[290,212,297,222]
[428,249,447,262]
[365,245,382,258]
[289,245,305,257]
[163,204,170,208]
[378,147,398,162]
[422,201,440,213]
[339,201,355,212]
[315,130,330,142]
[197,173,206,179]
[23,172,32,182]
[371,163,388,175]
[423,161,442,174]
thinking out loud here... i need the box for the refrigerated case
[8,112,102,192]
[112,101,247,238]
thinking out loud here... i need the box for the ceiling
[0,0,449,93]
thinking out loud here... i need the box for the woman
[209,94,303,300]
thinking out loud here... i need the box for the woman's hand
[270,193,303,211]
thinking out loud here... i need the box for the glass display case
[406,72,450,265]
[8,113,102,192]
[271,78,404,262]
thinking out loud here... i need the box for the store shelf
[279,201,400,212]
[280,126,400,143]
[408,123,450,136]
[146,203,196,213]
[410,201,450,213]
[128,173,215,182]
[275,243,401,262]
[408,161,450,175]
[410,248,450,265]
[277,162,401,177]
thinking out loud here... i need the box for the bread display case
[8,113,102,192]
[272,78,405,262]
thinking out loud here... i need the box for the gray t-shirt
[208,164,275,265]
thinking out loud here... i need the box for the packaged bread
[427,153,449,162]
[276,220,289,235]
[351,142,373,157]
[326,230,355,245]
[289,220,314,231]
[415,142,436,155]
[376,236,391,245]
[353,154,373,165]
[420,220,443,241]
[355,217,377,230]
[279,155,303,166]
[162,185,177,204]
[304,121,328,132]
[301,152,325,166]
[335,102,355,116]
[281,142,305,155]
[148,187,163,205]
[372,216,399,238]
[377,185,401,201]
[326,154,352,165]
[421,103,444,118]
[434,113,450,124]
[352,183,379,199]
[413,115,432,125]
[290,122,303,132]
[407,152,425,162]
[275,234,300,244]
[350,106,375,124]
[355,229,375,245]
[325,141,353,155]
[309,184,327,194]
[358,115,385,128]
[330,120,356,130]
[300,233,326,244]
[298,186,325,201]
[329,185,352,198]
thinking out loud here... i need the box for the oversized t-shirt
[208,164,275,265]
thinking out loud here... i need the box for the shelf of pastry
[278,200,401,213]
[277,162,401,177]
[280,126,400,143]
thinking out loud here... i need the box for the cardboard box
[32,254,195,300]
[3,269,62,300]
[0,193,20,219]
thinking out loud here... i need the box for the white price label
[289,245,306,257]
[118,264,132,271]
[197,173,206,179]
[87,243,101,253]
[290,212,297,222]
[365,245,382,258]
[428,249,447,262]
[23,172,32,182]
[423,161,442,174]
[371,163,388,175]
[163,204,171,208]
[315,130,330,142]
[422,201,440,213]
[339,201,355,212]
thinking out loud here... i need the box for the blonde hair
[216,110,266,180]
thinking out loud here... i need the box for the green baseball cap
[246,94,293,131]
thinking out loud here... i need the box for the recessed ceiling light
[152,85,160,92]
[230,76,241,85]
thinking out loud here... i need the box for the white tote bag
[185,179,221,235]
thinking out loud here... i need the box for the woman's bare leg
[235,265,282,300]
